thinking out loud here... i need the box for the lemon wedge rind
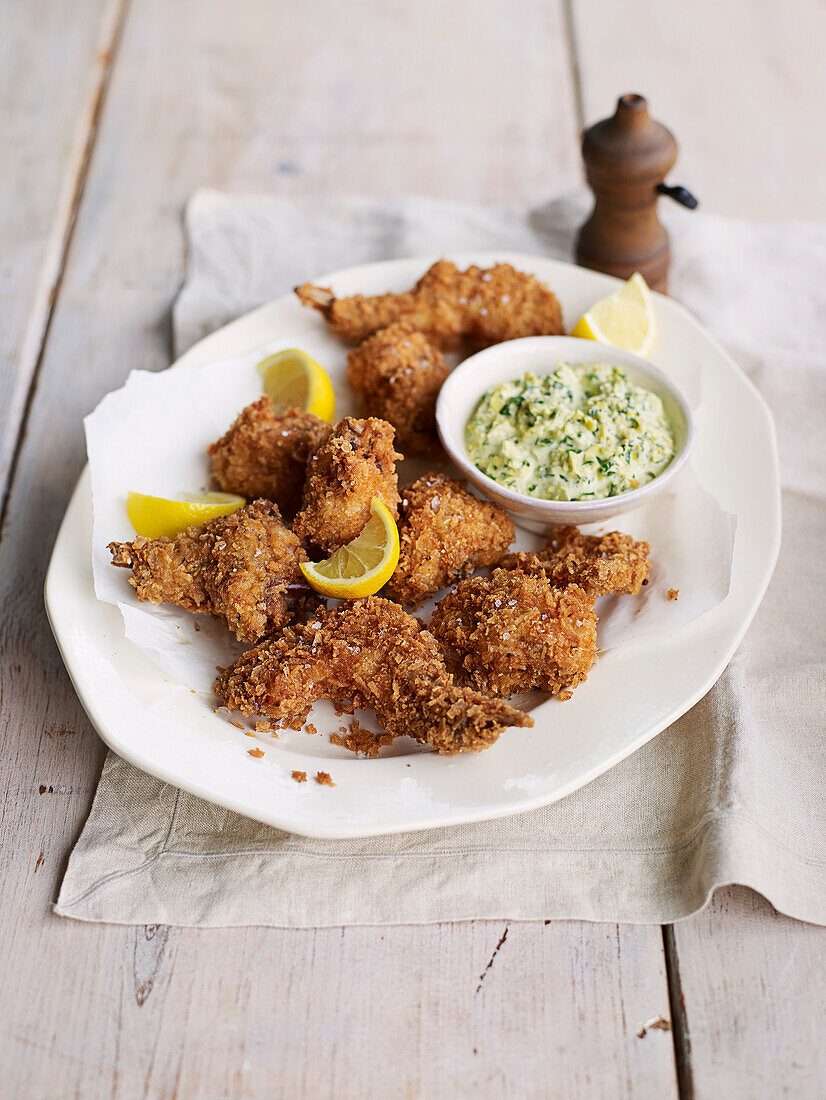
[127,490,245,540]
[570,272,656,358]
[257,348,336,420]
[300,498,400,599]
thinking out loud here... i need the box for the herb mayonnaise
[465,362,674,501]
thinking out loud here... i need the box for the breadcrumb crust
[385,473,514,607]
[296,260,564,350]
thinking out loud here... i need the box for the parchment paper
[55,193,826,929]
[85,338,734,690]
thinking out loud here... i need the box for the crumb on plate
[315,771,335,787]
[331,718,393,758]
[292,770,307,783]
[667,588,679,601]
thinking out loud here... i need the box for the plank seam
[662,924,695,1100]
[0,0,130,538]
[562,0,585,133]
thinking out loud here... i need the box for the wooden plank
[570,0,826,219]
[0,0,125,506]
[571,5,826,1095]
[0,3,669,1097]
[2,918,676,1099]
[666,887,826,1099]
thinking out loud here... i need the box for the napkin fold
[56,191,826,927]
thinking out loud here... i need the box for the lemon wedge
[300,498,400,598]
[570,272,656,357]
[257,348,335,420]
[127,491,245,539]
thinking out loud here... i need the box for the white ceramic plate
[45,252,780,839]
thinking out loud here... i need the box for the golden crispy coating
[384,473,515,608]
[346,323,450,453]
[499,525,650,597]
[214,596,532,754]
[292,416,402,552]
[108,500,304,643]
[207,397,330,516]
[296,260,564,351]
[430,569,598,698]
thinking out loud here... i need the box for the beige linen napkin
[55,192,826,927]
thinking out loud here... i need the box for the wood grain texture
[2,919,677,1098]
[571,6,826,1094]
[0,0,125,506]
[0,3,655,1097]
[0,0,823,1095]
[667,887,826,1099]
[571,0,826,219]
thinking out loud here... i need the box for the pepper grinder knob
[575,93,698,293]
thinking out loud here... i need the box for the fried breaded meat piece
[292,416,402,552]
[207,397,330,516]
[499,525,650,597]
[108,500,304,643]
[430,569,598,698]
[384,473,515,608]
[346,322,450,453]
[215,596,532,754]
[296,260,564,351]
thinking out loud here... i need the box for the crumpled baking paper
[85,337,736,695]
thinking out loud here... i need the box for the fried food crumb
[331,719,394,757]
[254,720,278,738]
[500,525,650,597]
[231,719,245,730]
[296,260,564,350]
[636,1015,671,1038]
[558,691,573,701]
[244,730,256,737]
[293,416,402,552]
[667,588,679,601]
[215,595,531,754]
[292,770,307,783]
[346,323,450,452]
[305,723,318,736]
[386,473,515,607]
[247,747,265,758]
[108,500,305,642]
[315,771,335,786]
[431,570,597,698]
[208,397,329,515]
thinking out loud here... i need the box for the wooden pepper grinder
[575,93,698,293]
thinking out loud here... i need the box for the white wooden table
[2,2,824,1096]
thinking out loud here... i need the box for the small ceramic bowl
[436,335,694,534]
